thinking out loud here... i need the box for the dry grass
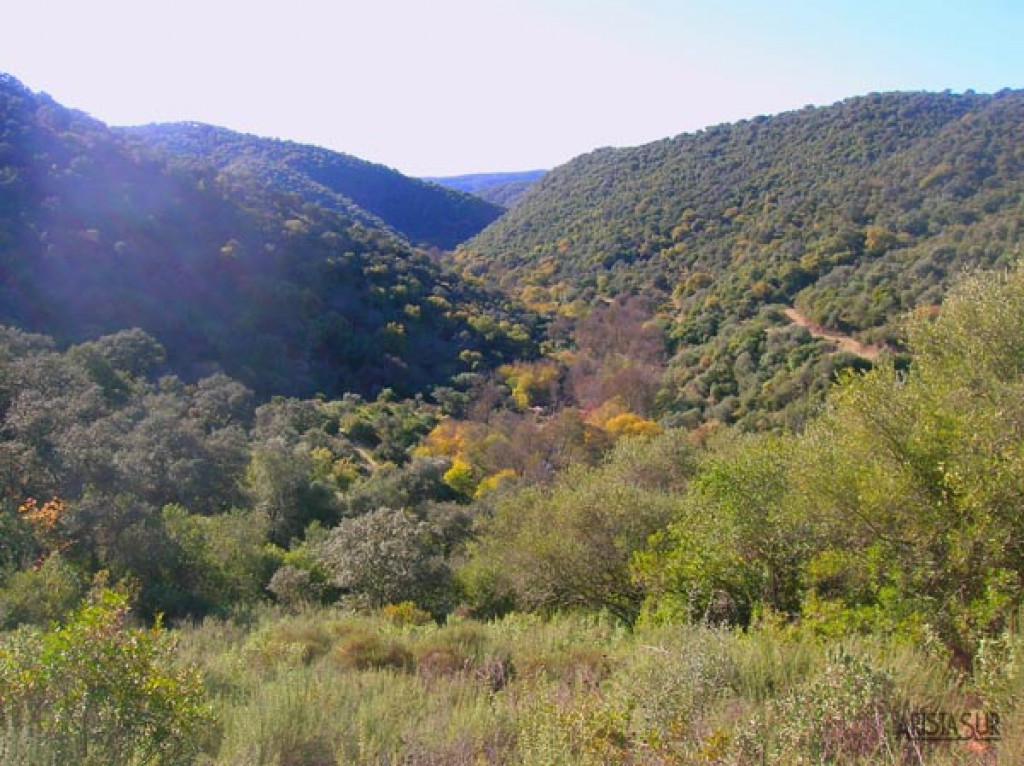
[174,606,1021,766]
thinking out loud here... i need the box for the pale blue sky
[3,0,1022,175]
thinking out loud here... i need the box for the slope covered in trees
[0,323,463,622]
[126,123,505,250]
[4,65,1024,758]
[0,73,536,399]
[463,262,1024,659]
[5,263,1024,764]
[456,89,1024,428]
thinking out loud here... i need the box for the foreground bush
[0,586,212,766]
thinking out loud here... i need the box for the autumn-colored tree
[17,496,69,554]
[569,296,666,415]
[585,397,663,440]
[499,360,563,410]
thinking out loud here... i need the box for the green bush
[608,625,738,754]
[0,586,212,765]
[516,684,632,766]
[0,552,85,629]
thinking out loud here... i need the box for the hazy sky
[3,0,1022,175]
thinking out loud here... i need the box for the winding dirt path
[782,307,884,362]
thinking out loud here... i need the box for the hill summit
[125,123,504,250]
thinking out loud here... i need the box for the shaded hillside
[456,89,1024,428]
[0,73,536,399]
[425,169,546,207]
[125,123,505,250]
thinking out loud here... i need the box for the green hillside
[4,71,1024,763]
[0,73,536,399]
[456,89,1024,428]
[126,123,505,250]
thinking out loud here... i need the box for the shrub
[729,649,898,764]
[381,600,434,626]
[516,684,632,766]
[331,630,414,672]
[0,552,85,629]
[320,507,452,613]
[243,612,337,668]
[609,625,738,754]
[0,586,212,765]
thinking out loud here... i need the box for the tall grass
[174,606,1018,765]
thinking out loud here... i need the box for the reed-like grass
[174,606,1017,765]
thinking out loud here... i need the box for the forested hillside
[4,260,1024,765]
[5,70,1024,762]
[0,73,535,399]
[456,89,1024,428]
[127,123,505,250]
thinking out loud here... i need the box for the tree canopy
[455,89,1024,429]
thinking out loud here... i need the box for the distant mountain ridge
[125,123,504,251]
[0,72,536,399]
[424,170,546,207]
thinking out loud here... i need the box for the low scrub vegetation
[171,606,1021,764]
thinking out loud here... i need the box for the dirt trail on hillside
[783,308,884,362]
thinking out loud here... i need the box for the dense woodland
[0,74,535,400]
[1,74,1024,764]
[127,124,505,251]
[458,89,1024,429]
